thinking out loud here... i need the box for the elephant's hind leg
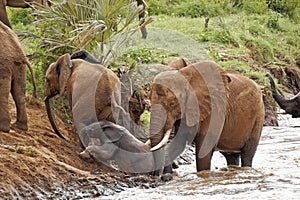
[0,73,11,132]
[11,70,28,131]
[220,151,240,166]
[241,117,263,167]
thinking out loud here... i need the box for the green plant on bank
[147,0,300,21]
[119,47,175,68]
[33,0,145,65]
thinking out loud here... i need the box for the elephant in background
[266,73,300,118]
[0,0,49,28]
[149,61,265,181]
[0,21,37,132]
[44,53,124,142]
[79,120,154,173]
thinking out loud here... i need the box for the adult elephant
[0,0,49,28]
[44,53,124,142]
[266,73,300,118]
[149,61,265,181]
[0,21,37,132]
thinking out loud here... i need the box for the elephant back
[0,21,27,64]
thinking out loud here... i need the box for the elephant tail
[25,60,38,98]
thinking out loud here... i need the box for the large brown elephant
[44,53,124,142]
[266,73,300,118]
[149,61,265,181]
[0,0,49,28]
[0,21,37,132]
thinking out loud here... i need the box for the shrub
[267,0,300,20]
[244,38,274,63]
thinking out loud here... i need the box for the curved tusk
[145,139,151,146]
[150,129,172,151]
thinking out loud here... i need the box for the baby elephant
[79,121,154,173]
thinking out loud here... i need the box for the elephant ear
[168,57,188,70]
[100,121,123,143]
[57,54,72,95]
[183,61,230,127]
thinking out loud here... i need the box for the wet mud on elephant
[149,61,265,181]
[0,21,37,132]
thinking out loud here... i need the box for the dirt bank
[0,97,157,199]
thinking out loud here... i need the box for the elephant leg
[195,149,213,171]
[161,164,173,181]
[151,149,164,177]
[241,118,263,167]
[0,74,11,132]
[195,131,214,171]
[220,151,240,166]
[11,69,28,131]
[240,137,259,167]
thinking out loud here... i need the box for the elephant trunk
[266,73,293,110]
[149,106,173,150]
[45,97,69,140]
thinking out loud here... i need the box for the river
[105,114,300,200]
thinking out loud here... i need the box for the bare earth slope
[0,96,156,199]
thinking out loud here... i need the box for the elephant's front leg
[11,70,28,131]
[0,74,11,132]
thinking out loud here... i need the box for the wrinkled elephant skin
[79,121,154,173]
[149,61,265,180]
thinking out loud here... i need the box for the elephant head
[266,73,300,118]
[79,120,154,173]
[44,54,72,140]
[44,53,124,142]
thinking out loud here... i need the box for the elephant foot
[151,169,160,177]
[12,122,28,131]
[161,173,173,182]
[0,121,11,133]
[0,125,10,133]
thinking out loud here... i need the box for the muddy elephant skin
[79,120,154,173]
[149,61,265,180]
[44,54,123,142]
[0,21,37,132]
[266,73,300,118]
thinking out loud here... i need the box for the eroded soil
[0,97,157,199]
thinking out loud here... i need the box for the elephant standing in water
[44,54,125,142]
[266,73,300,118]
[0,0,49,28]
[0,21,37,132]
[149,61,265,181]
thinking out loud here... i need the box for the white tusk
[150,129,172,151]
[145,139,151,146]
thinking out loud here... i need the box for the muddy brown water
[105,114,300,200]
